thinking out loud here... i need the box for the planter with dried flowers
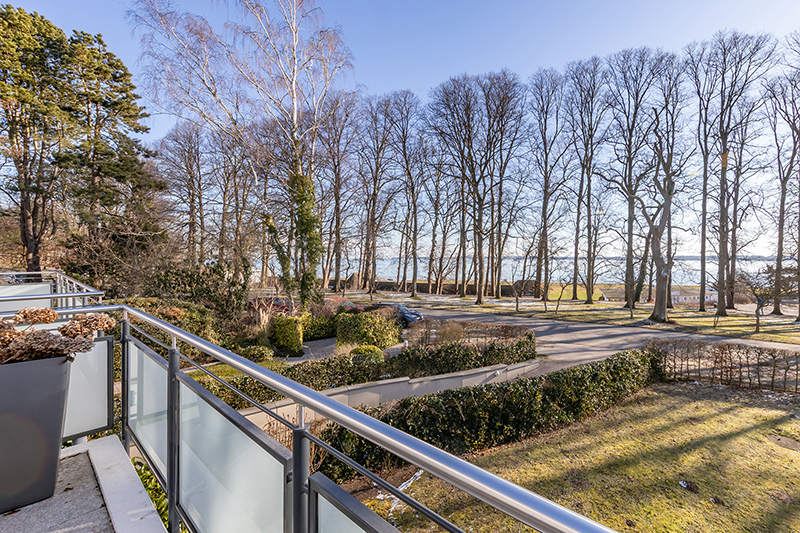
[0,308,116,514]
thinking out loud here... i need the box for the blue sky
[14,0,800,141]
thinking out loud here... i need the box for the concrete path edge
[62,436,166,533]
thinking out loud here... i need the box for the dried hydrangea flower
[13,307,58,325]
[1,330,94,364]
[58,313,116,339]
[0,320,24,348]
[0,309,114,365]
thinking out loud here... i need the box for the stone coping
[62,436,166,533]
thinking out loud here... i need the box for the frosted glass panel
[63,338,109,437]
[318,497,366,533]
[179,381,286,533]
[0,282,52,312]
[128,341,169,477]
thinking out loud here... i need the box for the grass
[185,358,286,381]
[344,289,800,345]
[361,382,800,532]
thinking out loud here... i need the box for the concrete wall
[241,359,540,427]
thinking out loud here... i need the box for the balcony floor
[0,436,165,533]
[0,451,113,532]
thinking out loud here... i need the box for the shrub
[302,314,337,341]
[193,330,538,410]
[237,345,274,362]
[336,313,401,349]
[109,297,226,364]
[146,260,250,322]
[270,315,303,355]
[316,348,660,482]
[385,333,536,379]
[350,345,385,364]
[350,345,382,356]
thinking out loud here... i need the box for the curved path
[414,308,800,376]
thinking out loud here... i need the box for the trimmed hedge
[387,333,536,379]
[336,312,401,349]
[270,315,303,355]
[237,345,274,362]
[301,314,337,341]
[193,334,538,410]
[316,348,661,482]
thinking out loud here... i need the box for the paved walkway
[415,308,800,376]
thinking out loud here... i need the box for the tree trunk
[772,184,787,314]
[699,156,709,311]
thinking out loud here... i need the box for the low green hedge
[193,334,538,410]
[386,333,536,378]
[350,345,385,364]
[336,312,401,349]
[237,345,274,362]
[316,348,661,482]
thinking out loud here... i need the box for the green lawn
[362,382,800,532]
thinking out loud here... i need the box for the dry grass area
[347,290,800,345]
[360,382,800,532]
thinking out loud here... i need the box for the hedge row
[316,348,662,482]
[387,332,536,379]
[194,333,538,410]
[269,312,401,355]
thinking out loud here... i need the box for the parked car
[248,296,297,314]
[323,297,363,312]
[370,303,423,327]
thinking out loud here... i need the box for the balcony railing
[0,287,616,533]
[0,270,104,312]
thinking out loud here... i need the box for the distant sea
[373,255,796,286]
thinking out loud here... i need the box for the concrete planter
[0,356,71,514]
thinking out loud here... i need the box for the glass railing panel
[63,336,113,439]
[309,472,399,533]
[0,282,52,312]
[128,339,169,477]
[178,375,291,533]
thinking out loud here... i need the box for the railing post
[167,344,181,533]
[293,405,309,533]
[120,315,130,452]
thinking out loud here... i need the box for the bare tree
[479,70,526,300]
[358,95,400,296]
[390,90,425,297]
[641,53,691,322]
[566,57,609,304]
[528,68,571,300]
[428,74,490,303]
[131,0,351,305]
[764,67,800,315]
[687,30,776,316]
[605,47,663,311]
[157,121,210,266]
[317,90,360,291]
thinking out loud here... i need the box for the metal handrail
[1,303,614,533]
[0,291,105,303]
[1,270,100,294]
